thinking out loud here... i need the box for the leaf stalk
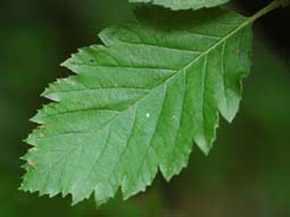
[250,0,287,22]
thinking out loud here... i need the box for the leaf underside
[129,0,230,10]
[21,7,252,207]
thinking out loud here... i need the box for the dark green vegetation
[1,0,290,216]
[21,7,253,206]
[129,0,229,10]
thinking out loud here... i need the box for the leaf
[21,7,252,207]
[129,0,230,10]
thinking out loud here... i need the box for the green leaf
[21,8,252,207]
[129,0,230,10]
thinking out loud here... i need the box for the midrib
[124,16,252,110]
[50,16,252,135]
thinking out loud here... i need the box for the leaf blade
[129,0,230,10]
[21,8,252,206]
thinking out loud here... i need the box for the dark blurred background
[0,0,289,216]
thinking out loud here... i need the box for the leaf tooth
[41,79,62,99]
[60,58,71,69]
[42,92,61,101]
[220,105,239,123]
[30,114,42,124]
[30,108,47,124]
[122,166,160,202]
[195,112,220,156]
[161,148,191,182]
[29,103,59,124]
[61,52,83,72]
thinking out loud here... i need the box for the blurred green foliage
[0,0,289,216]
